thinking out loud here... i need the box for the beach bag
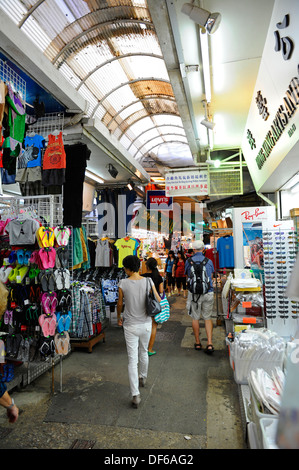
[154,293,170,324]
[145,277,161,317]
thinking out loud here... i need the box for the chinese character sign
[165,170,209,197]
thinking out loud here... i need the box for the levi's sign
[146,190,173,210]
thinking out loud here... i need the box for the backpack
[187,258,210,303]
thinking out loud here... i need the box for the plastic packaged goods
[230,329,285,384]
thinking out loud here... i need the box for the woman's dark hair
[122,255,140,272]
[166,250,175,262]
[145,257,162,291]
[145,257,158,270]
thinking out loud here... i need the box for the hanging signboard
[165,169,208,197]
[146,190,173,211]
[241,0,299,193]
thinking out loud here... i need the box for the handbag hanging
[145,277,162,317]
[154,293,170,324]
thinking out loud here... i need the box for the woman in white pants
[117,255,161,408]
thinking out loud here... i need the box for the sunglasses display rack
[263,228,299,336]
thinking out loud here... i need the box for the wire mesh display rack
[0,195,74,392]
[0,195,63,226]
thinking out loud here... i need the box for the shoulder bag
[145,277,161,317]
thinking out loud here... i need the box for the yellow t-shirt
[115,238,137,268]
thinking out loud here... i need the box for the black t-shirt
[142,272,163,293]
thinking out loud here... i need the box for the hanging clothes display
[96,188,136,239]
[1,83,26,184]
[63,143,91,228]
[114,236,139,268]
[42,132,66,188]
[217,235,234,268]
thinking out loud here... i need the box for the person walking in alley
[172,251,187,298]
[164,250,176,297]
[117,255,161,408]
[142,257,164,356]
[185,240,215,354]
[0,281,19,423]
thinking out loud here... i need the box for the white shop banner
[165,170,208,197]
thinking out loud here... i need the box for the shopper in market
[185,240,215,354]
[164,250,176,297]
[142,257,164,356]
[117,255,161,408]
[0,281,19,423]
[172,251,187,298]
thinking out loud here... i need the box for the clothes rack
[211,228,234,322]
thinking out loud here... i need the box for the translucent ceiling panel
[133,128,160,146]
[153,115,184,128]
[85,62,128,101]
[130,116,156,137]
[72,43,114,79]
[121,56,169,81]
[0,0,25,23]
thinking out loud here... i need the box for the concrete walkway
[0,295,245,450]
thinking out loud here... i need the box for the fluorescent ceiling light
[199,30,212,103]
[291,182,299,194]
[281,172,299,190]
[85,170,104,184]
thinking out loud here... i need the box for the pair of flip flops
[0,265,13,283]
[54,226,71,247]
[38,313,57,337]
[3,310,13,325]
[54,332,70,355]
[39,269,56,292]
[41,291,57,315]
[39,247,56,269]
[56,247,69,268]
[16,249,32,266]
[8,265,29,284]
[56,311,72,333]
[36,226,55,248]
[5,334,23,358]
[39,336,55,358]
[54,268,70,290]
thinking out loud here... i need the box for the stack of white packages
[231,329,285,383]
[248,367,285,414]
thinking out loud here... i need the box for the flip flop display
[1,221,73,366]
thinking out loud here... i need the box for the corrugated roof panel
[0,0,25,23]
[59,63,81,89]
[101,84,138,114]
[0,0,190,164]
[129,80,174,100]
[84,62,128,101]
[152,115,183,127]
[77,84,98,117]
[120,55,169,82]
[132,128,160,146]
[142,98,178,116]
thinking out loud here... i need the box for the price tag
[242,301,252,308]
[243,317,256,324]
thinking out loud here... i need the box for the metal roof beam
[91,77,172,118]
